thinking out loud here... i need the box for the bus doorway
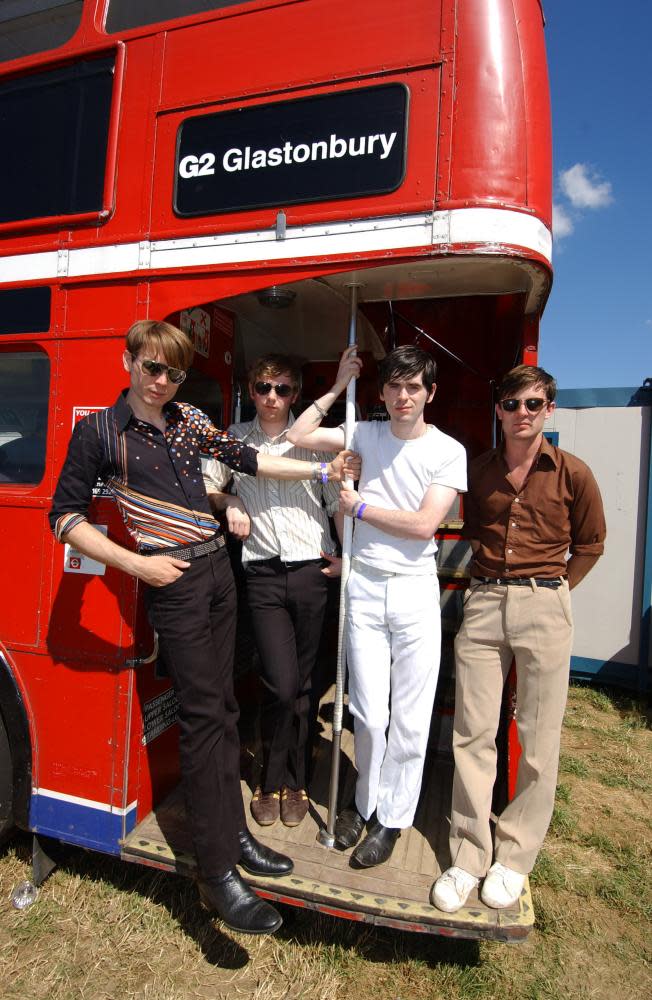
[120,270,534,941]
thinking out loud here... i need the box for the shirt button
[507,549,513,554]
[512,522,517,527]
[514,498,520,503]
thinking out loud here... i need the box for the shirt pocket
[530,496,569,544]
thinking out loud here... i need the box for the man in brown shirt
[432,365,606,913]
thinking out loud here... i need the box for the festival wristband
[320,462,329,484]
[312,400,328,419]
[356,502,367,520]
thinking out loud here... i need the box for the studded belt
[142,534,225,561]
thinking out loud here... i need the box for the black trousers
[245,558,329,792]
[145,546,244,878]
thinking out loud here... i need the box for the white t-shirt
[350,421,467,574]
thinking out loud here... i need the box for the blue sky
[539,2,651,389]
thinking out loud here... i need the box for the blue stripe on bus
[29,793,137,855]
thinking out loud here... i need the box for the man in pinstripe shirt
[204,354,342,829]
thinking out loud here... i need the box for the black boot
[334,807,366,850]
[351,821,400,867]
[198,868,283,934]
[238,828,293,877]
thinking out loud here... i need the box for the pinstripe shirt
[203,414,339,564]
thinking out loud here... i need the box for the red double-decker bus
[0,0,551,939]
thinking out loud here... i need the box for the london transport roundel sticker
[64,525,108,575]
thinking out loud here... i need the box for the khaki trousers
[449,579,574,876]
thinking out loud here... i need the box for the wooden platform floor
[122,694,533,940]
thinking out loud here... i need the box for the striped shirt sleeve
[49,418,103,542]
[202,457,233,493]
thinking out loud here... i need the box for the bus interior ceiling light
[257,286,297,308]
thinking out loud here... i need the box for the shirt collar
[113,390,133,432]
[537,435,560,468]
[113,389,182,433]
[496,434,559,470]
[250,410,294,443]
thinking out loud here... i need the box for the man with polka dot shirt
[49,320,359,935]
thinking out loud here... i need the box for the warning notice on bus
[180,307,210,358]
[174,83,408,216]
[141,688,179,746]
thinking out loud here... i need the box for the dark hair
[126,320,194,371]
[377,345,437,394]
[249,353,302,392]
[497,365,557,403]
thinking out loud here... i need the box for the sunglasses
[253,381,294,398]
[134,356,187,385]
[499,397,547,413]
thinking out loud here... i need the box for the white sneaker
[431,867,480,913]
[480,862,526,908]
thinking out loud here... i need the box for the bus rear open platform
[121,684,534,942]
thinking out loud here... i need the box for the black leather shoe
[238,828,294,877]
[198,868,283,934]
[334,807,366,849]
[351,821,400,867]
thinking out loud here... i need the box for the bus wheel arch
[0,707,12,842]
[0,652,33,840]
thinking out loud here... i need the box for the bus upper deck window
[0,2,83,63]
[105,0,248,34]
[0,352,49,486]
[0,56,114,225]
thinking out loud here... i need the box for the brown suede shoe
[250,787,280,826]
[280,786,309,827]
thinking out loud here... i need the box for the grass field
[1,684,650,1000]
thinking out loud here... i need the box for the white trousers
[346,561,441,828]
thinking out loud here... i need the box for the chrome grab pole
[318,283,359,847]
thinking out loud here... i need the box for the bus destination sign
[174,84,408,217]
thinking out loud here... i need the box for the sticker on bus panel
[141,687,179,746]
[64,524,108,575]
[174,83,408,216]
[180,307,210,358]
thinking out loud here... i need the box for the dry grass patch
[1,683,651,1000]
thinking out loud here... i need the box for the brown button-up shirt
[463,436,606,580]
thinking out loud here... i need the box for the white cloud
[553,202,574,239]
[559,163,613,210]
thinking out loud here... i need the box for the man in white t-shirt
[287,345,467,867]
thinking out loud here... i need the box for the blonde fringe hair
[125,320,194,372]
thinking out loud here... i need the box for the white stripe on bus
[0,209,552,286]
[33,787,137,816]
